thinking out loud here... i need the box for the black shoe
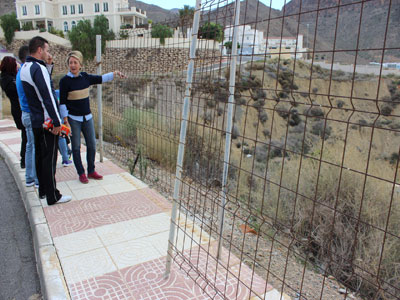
[39,194,46,200]
[20,160,25,169]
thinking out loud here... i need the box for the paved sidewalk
[0,118,289,300]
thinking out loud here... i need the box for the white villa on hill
[223,25,306,59]
[15,0,147,34]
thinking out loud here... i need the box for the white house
[266,35,306,59]
[15,0,147,34]
[223,25,306,59]
[223,25,265,55]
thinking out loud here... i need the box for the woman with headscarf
[59,50,125,184]
[0,56,27,168]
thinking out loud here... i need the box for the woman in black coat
[0,56,26,168]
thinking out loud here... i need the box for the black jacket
[0,72,23,129]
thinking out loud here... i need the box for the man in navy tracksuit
[20,36,71,205]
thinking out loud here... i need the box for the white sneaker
[56,195,72,204]
[26,181,35,187]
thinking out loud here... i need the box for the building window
[78,4,83,14]
[62,6,67,15]
[22,6,27,16]
[63,21,68,32]
[71,21,76,28]
[35,5,40,15]
[70,5,75,14]
[94,3,100,13]
[103,2,108,12]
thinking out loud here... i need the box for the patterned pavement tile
[54,229,104,258]
[107,238,162,269]
[0,131,21,139]
[95,213,170,246]
[61,248,117,284]
[69,271,134,300]
[56,160,125,182]
[44,190,163,237]
[1,137,22,145]
[137,188,172,211]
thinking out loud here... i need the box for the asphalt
[0,157,42,300]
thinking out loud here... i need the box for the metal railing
[92,0,400,299]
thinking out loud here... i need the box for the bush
[22,22,34,31]
[258,111,268,124]
[0,12,20,44]
[68,16,115,60]
[336,100,345,108]
[262,129,270,138]
[151,23,173,45]
[311,121,332,140]
[198,22,223,42]
[389,152,399,165]
[381,105,393,116]
[49,27,64,38]
[306,107,325,118]
[119,30,129,39]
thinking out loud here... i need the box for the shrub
[336,100,345,108]
[307,107,325,118]
[68,16,115,60]
[198,22,223,42]
[258,111,268,124]
[389,152,399,165]
[381,105,393,116]
[289,113,301,126]
[206,99,216,108]
[262,129,270,138]
[311,121,332,140]
[22,22,34,31]
[119,30,129,39]
[0,12,20,44]
[151,23,173,45]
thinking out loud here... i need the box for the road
[0,156,41,300]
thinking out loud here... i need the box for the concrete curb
[0,140,70,300]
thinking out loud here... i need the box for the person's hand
[52,126,61,135]
[114,71,126,78]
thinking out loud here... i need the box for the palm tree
[178,5,195,38]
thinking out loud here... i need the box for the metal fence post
[164,0,202,278]
[96,35,104,162]
[217,0,241,260]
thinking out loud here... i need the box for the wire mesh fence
[89,0,400,299]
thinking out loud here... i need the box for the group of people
[0,36,125,205]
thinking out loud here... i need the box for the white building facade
[223,25,306,59]
[15,0,147,34]
[265,35,306,59]
[223,25,265,55]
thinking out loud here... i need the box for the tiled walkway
[0,118,288,300]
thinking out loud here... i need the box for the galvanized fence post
[96,35,104,162]
[217,0,241,260]
[164,0,202,278]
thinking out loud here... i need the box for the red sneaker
[88,171,103,180]
[79,174,89,184]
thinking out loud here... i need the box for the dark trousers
[33,128,61,205]
[20,128,27,164]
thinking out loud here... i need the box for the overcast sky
[139,0,288,10]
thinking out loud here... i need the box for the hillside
[128,0,177,23]
[0,0,14,17]
[282,0,400,62]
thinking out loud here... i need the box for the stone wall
[1,38,221,76]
